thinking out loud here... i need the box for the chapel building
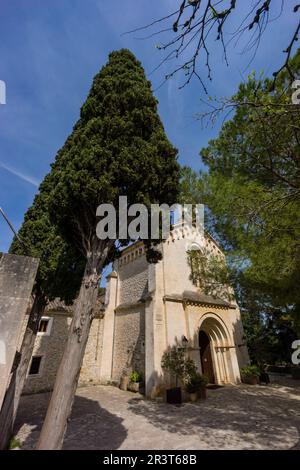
[23,225,249,398]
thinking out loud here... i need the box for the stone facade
[118,253,148,304]
[23,306,105,394]
[23,226,249,397]
[23,312,71,394]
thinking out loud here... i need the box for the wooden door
[199,330,215,383]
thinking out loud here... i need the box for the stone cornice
[163,291,236,310]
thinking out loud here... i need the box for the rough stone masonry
[0,253,39,409]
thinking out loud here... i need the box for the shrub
[161,346,197,386]
[184,358,198,383]
[185,373,209,393]
[129,371,141,383]
[9,437,22,450]
[240,365,261,378]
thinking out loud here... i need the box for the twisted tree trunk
[36,247,107,450]
[0,292,46,449]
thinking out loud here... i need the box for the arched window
[186,245,204,287]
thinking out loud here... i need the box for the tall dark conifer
[37,49,180,449]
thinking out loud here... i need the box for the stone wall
[108,245,148,385]
[112,307,145,382]
[0,254,39,408]
[118,251,148,304]
[79,315,104,385]
[23,312,70,394]
[24,312,105,394]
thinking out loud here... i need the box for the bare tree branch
[127,0,300,91]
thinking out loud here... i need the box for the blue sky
[0,0,297,253]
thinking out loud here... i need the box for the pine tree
[37,49,180,449]
[199,52,300,333]
[179,50,300,363]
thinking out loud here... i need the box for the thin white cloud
[167,75,184,126]
[0,162,39,187]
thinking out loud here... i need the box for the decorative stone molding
[118,242,145,267]
[163,291,236,310]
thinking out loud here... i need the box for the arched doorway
[199,330,215,383]
[198,314,236,384]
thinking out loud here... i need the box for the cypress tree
[37,49,179,449]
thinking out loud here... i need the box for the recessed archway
[198,313,235,384]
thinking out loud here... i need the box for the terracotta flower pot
[242,375,259,385]
[128,382,140,393]
[119,376,129,391]
[189,392,198,402]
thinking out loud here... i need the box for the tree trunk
[0,293,46,449]
[36,254,102,450]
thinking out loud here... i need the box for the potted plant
[128,371,142,392]
[161,347,184,404]
[185,373,203,402]
[240,365,261,385]
[161,346,197,404]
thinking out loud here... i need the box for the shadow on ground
[13,381,300,450]
[14,392,127,450]
[127,384,300,450]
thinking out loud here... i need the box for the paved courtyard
[14,378,300,450]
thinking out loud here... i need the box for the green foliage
[98,287,106,297]
[9,176,85,304]
[185,373,208,393]
[11,49,180,308]
[9,437,22,450]
[198,52,300,324]
[180,167,235,302]
[47,49,180,261]
[161,346,185,379]
[180,166,202,205]
[241,301,296,365]
[184,357,198,382]
[199,374,209,386]
[180,50,300,363]
[240,365,261,378]
[187,248,234,301]
[129,371,141,383]
[161,346,197,384]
